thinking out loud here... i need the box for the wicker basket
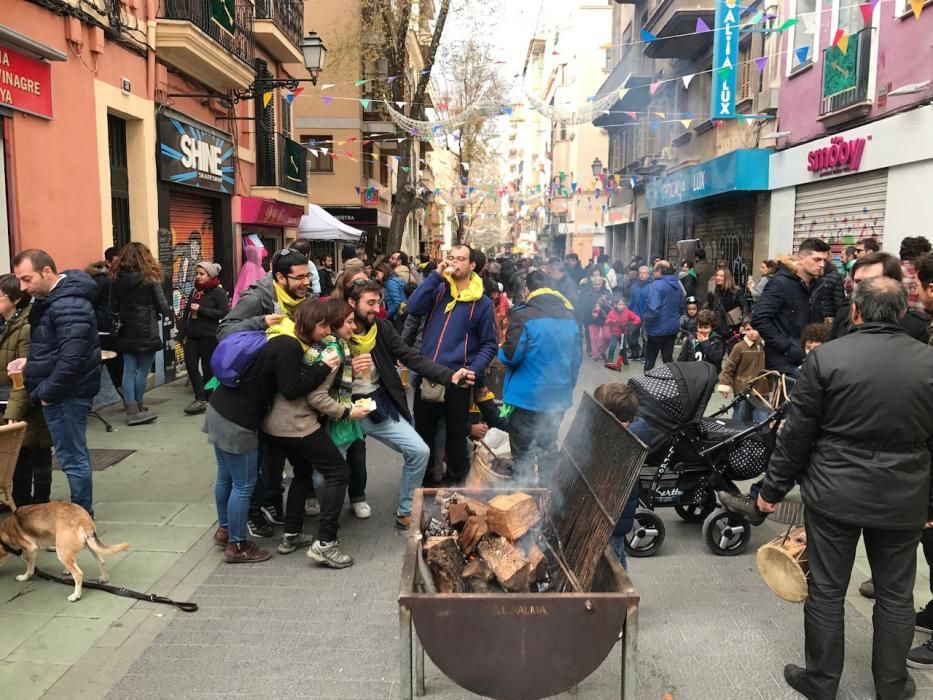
[0,421,28,512]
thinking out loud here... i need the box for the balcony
[818,28,873,126]
[254,0,304,64]
[643,0,714,59]
[157,0,254,92]
[253,134,308,206]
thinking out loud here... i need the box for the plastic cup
[10,371,24,391]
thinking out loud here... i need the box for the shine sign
[710,0,739,119]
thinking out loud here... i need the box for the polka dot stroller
[622,362,792,558]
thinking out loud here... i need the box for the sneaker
[859,578,875,599]
[277,532,314,555]
[247,514,273,538]
[223,540,272,564]
[604,362,621,372]
[304,498,321,517]
[307,539,353,569]
[213,527,229,547]
[351,501,372,519]
[395,513,412,531]
[717,491,766,526]
[909,637,933,669]
[184,400,208,415]
[260,504,285,526]
[917,601,933,633]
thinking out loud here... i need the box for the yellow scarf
[527,287,573,310]
[273,281,303,317]
[443,272,484,313]
[348,322,377,356]
[265,317,309,353]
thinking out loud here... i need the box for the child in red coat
[603,298,641,370]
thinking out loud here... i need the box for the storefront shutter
[793,169,887,252]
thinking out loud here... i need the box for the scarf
[192,276,221,303]
[307,335,363,447]
[265,317,309,353]
[526,287,573,310]
[273,281,303,318]
[348,322,377,356]
[443,272,484,313]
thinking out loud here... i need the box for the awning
[297,204,364,241]
[592,62,653,128]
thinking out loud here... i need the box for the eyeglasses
[447,255,469,263]
[286,273,312,282]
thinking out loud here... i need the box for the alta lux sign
[806,136,868,176]
[158,113,234,193]
[710,0,740,119]
[0,45,53,119]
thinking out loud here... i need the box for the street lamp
[232,31,328,103]
[591,157,603,177]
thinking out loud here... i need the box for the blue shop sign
[645,149,770,209]
[158,110,235,193]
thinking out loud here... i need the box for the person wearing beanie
[341,244,358,263]
[182,261,229,414]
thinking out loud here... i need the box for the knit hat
[341,244,358,262]
[196,261,221,278]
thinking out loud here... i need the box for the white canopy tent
[297,204,364,241]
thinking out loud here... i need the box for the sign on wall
[211,0,236,34]
[710,0,740,119]
[0,45,53,119]
[158,113,234,193]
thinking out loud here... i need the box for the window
[280,96,292,139]
[833,0,863,34]
[786,0,819,74]
[738,39,754,103]
[363,140,374,180]
[893,0,928,15]
[303,135,334,173]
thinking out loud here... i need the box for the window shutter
[254,58,276,186]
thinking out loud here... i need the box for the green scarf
[307,335,362,448]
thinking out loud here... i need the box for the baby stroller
[624,362,793,557]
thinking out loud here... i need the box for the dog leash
[1,540,198,613]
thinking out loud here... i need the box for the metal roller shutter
[793,170,887,252]
[169,192,216,367]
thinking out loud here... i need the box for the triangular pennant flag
[640,29,658,43]
[682,74,695,89]
[501,106,514,115]
[401,166,410,173]
[750,10,763,24]
[354,79,368,87]
[777,18,799,31]
[859,3,873,24]
[347,137,357,143]
[571,182,577,193]
[355,187,361,194]
[321,147,329,155]
[630,177,637,188]
[344,152,356,161]
[320,83,335,90]
[831,28,844,48]
[650,81,662,95]
[795,46,810,64]
[696,17,711,32]
[618,88,629,100]
[655,111,666,119]
[262,91,273,108]
[870,0,881,10]
[755,56,768,73]
[287,87,304,104]
[680,119,692,128]
[323,96,333,105]
[387,75,398,83]
[837,33,849,55]
[309,149,318,157]
[360,98,370,109]
[717,66,731,80]
[909,0,923,17]
[395,101,406,108]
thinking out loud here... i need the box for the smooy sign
[807,136,868,176]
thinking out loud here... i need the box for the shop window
[304,135,334,173]
[786,0,819,75]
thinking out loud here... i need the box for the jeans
[11,445,53,506]
[414,384,472,483]
[610,483,640,568]
[803,510,919,699]
[507,408,564,484]
[213,446,258,543]
[122,351,156,404]
[644,334,676,371]
[345,439,367,502]
[627,323,643,359]
[184,335,218,401]
[42,398,93,515]
[249,434,286,517]
[732,400,771,424]
[361,414,429,516]
[269,431,348,542]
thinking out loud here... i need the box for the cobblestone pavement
[7,363,932,699]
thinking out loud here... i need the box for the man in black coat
[751,238,830,375]
[756,277,933,700]
[10,249,101,517]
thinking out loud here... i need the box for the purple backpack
[209,331,268,388]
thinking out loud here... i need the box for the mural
[168,212,215,367]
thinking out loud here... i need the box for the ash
[532,574,552,593]
[424,517,452,537]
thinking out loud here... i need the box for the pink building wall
[777,4,933,147]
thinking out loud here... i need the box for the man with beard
[217,248,314,537]
[406,245,498,487]
[345,281,473,529]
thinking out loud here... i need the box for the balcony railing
[255,0,304,49]
[161,0,254,67]
[820,28,873,115]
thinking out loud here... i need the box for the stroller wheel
[674,503,715,522]
[702,508,751,556]
[625,509,666,558]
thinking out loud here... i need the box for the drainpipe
[146,0,156,101]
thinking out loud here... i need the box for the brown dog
[0,502,130,602]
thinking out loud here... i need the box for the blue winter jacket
[24,271,102,403]
[498,291,581,412]
[384,274,407,320]
[406,271,498,373]
[643,274,684,337]
[629,279,651,318]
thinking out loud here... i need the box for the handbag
[726,305,743,327]
[420,379,447,403]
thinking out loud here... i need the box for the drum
[756,526,809,603]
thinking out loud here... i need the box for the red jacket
[604,308,640,336]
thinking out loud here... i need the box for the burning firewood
[458,515,488,556]
[425,536,467,593]
[477,536,531,592]
[485,493,541,541]
[461,559,497,592]
[516,533,547,580]
[447,501,471,528]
